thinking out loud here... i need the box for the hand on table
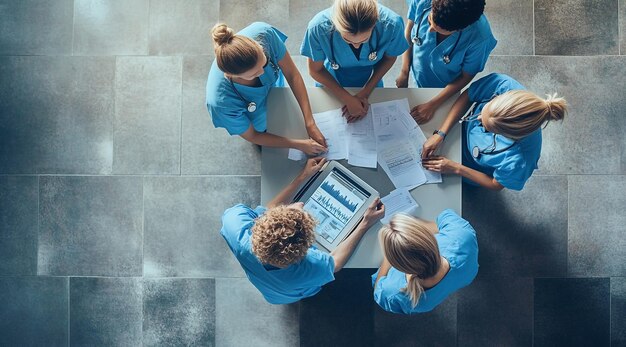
[421,134,444,159]
[297,138,327,156]
[422,156,460,175]
[306,123,328,148]
[361,197,385,229]
[342,94,369,123]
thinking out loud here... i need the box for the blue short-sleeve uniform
[372,209,478,314]
[300,5,409,87]
[206,22,288,136]
[221,204,336,304]
[407,0,497,87]
[463,73,542,191]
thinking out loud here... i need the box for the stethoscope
[411,8,462,65]
[459,94,516,159]
[228,53,279,113]
[329,26,379,70]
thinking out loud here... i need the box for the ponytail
[210,23,260,75]
[405,274,425,307]
[544,93,568,122]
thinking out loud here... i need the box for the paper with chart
[380,188,420,224]
[312,109,349,160]
[347,108,377,168]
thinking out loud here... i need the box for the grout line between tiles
[532,0,535,56]
[619,0,622,55]
[141,176,145,278]
[70,0,76,57]
[67,276,70,346]
[36,175,40,276]
[179,57,183,176]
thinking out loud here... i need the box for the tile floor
[0,0,625,346]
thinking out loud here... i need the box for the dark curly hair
[431,0,485,32]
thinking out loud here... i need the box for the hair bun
[211,23,234,46]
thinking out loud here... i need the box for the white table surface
[261,87,461,268]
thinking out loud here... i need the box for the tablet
[293,161,379,252]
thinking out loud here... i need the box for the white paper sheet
[377,138,427,189]
[347,109,377,168]
[313,109,349,160]
[287,148,305,161]
[380,188,420,224]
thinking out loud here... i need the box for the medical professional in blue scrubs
[301,0,409,122]
[207,22,327,155]
[396,0,496,124]
[421,73,568,191]
[221,157,385,304]
[373,210,478,314]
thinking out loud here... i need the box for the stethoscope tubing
[411,7,462,65]
[227,53,279,113]
[329,26,379,70]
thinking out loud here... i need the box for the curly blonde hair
[251,206,317,267]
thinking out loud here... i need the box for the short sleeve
[266,26,288,62]
[302,249,336,287]
[461,36,497,75]
[467,73,501,103]
[373,276,408,314]
[301,25,327,62]
[407,0,418,20]
[383,16,410,57]
[208,104,250,136]
[221,204,260,245]
[436,209,475,235]
[493,159,530,191]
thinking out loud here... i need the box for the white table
[261,87,461,268]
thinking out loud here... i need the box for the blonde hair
[483,90,568,140]
[211,23,260,75]
[251,206,317,268]
[332,0,379,34]
[379,214,441,307]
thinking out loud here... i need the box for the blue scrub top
[407,0,497,87]
[221,204,336,304]
[300,4,409,87]
[463,73,542,191]
[206,22,287,135]
[372,209,478,314]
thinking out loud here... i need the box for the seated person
[372,209,477,313]
[221,157,385,304]
[421,73,568,191]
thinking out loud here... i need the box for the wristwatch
[433,129,447,139]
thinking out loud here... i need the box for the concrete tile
[300,269,374,347]
[483,56,626,175]
[143,176,260,277]
[114,57,182,174]
[0,56,115,174]
[73,0,149,55]
[292,55,318,87]
[0,176,38,275]
[219,0,289,34]
[568,175,626,277]
[535,0,619,55]
[287,0,328,54]
[458,276,533,347]
[216,277,299,347]
[378,0,409,19]
[70,277,143,346]
[0,0,73,55]
[143,278,215,347]
[181,56,261,175]
[374,293,457,347]
[485,0,533,55]
[0,276,68,347]
[462,175,568,277]
[149,0,219,55]
[534,278,610,347]
[611,277,626,346]
[38,176,143,276]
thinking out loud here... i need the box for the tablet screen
[303,168,370,243]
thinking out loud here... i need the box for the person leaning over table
[373,209,478,314]
[421,73,568,191]
[396,0,496,124]
[220,157,385,304]
[301,0,409,123]
[206,22,327,155]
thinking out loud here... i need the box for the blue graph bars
[320,181,358,212]
[314,194,351,224]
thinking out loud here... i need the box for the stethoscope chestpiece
[472,146,480,159]
[412,36,422,46]
[368,51,378,61]
[247,102,257,113]
[330,62,340,70]
[443,55,451,64]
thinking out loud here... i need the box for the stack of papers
[380,188,420,224]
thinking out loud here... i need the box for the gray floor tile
[483,56,626,175]
[535,0,619,55]
[383,56,417,88]
[219,0,289,34]
[534,278,610,347]
[149,0,219,56]
[73,0,149,55]
[0,56,115,174]
[143,278,215,347]
[612,277,626,346]
[38,176,143,276]
[287,0,328,54]
[568,175,626,277]
[458,276,533,347]
[0,0,73,55]
[0,276,68,347]
[216,277,299,347]
[462,175,568,277]
[70,277,143,347]
[378,0,409,19]
[300,269,374,347]
[181,56,261,175]
[292,55,318,87]
[486,0,533,55]
[0,176,38,275]
[143,176,260,277]
[374,293,457,347]
[114,57,182,174]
